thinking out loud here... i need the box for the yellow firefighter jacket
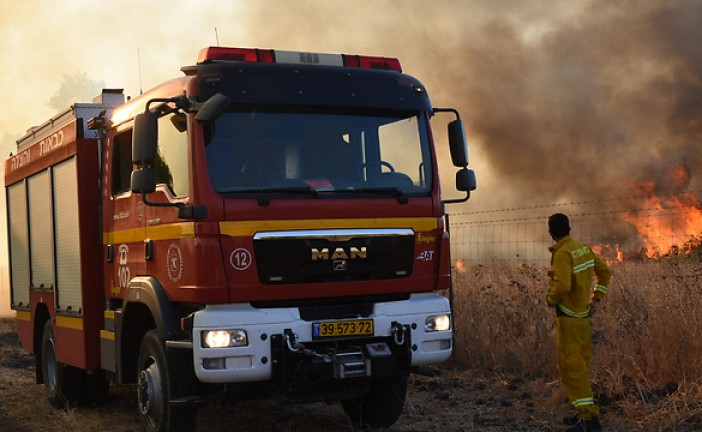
[547,236,612,318]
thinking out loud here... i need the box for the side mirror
[133,110,158,165]
[434,108,477,205]
[132,109,158,195]
[448,119,468,167]
[131,167,156,194]
[196,93,231,124]
[456,168,477,192]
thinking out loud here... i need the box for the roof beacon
[197,46,402,72]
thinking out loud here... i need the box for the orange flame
[455,259,466,274]
[621,163,702,258]
[592,244,625,264]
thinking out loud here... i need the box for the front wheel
[341,375,408,428]
[137,330,196,432]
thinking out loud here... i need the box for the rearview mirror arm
[140,193,207,220]
[432,107,461,119]
[442,192,470,205]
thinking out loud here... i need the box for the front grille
[253,228,415,285]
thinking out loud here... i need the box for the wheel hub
[138,360,163,426]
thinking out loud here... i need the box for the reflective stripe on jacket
[547,236,612,317]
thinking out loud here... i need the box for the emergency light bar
[197,46,402,72]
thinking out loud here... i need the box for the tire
[137,330,197,432]
[341,375,408,428]
[41,321,84,408]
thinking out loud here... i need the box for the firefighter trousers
[556,316,600,420]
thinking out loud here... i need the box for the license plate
[312,319,374,339]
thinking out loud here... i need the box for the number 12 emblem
[230,248,252,270]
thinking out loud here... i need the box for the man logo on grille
[311,246,367,261]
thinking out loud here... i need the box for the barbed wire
[450,196,702,264]
[448,190,702,218]
[449,206,694,226]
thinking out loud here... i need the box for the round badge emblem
[230,248,252,271]
[166,243,183,282]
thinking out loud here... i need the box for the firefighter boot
[564,416,601,432]
[562,413,579,426]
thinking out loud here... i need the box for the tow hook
[283,329,303,353]
[391,322,408,346]
[283,329,326,359]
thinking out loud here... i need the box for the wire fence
[448,192,702,265]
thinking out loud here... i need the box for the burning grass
[452,257,702,429]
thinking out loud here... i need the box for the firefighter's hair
[548,213,570,238]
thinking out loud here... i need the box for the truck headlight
[202,329,248,348]
[425,314,451,332]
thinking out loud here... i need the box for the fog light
[203,358,226,370]
[202,329,248,348]
[425,314,451,332]
[423,339,452,352]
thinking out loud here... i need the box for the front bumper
[192,292,452,384]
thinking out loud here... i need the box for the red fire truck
[5,47,475,431]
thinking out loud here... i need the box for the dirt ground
[0,318,676,432]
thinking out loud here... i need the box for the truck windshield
[205,111,433,197]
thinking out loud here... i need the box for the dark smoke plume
[243,0,702,207]
[446,1,702,204]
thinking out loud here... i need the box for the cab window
[156,112,189,197]
[112,130,133,196]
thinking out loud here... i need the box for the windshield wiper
[332,187,408,204]
[222,186,408,205]
[223,186,321,206]
[229,187,320,196]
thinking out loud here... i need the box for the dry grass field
[1,257,701,431]
[453,257,702,431]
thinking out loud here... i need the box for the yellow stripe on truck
[56,315,84,331]
[219,217,438,237]
[103,222,196,245]
[102,218,438,244]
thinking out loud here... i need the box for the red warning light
[198,47,275,64]
[343,55,402,72]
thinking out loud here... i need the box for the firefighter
[546,213,612,432]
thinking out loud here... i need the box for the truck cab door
[103,128,146,301]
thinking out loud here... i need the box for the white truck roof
[16,89,124,151]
